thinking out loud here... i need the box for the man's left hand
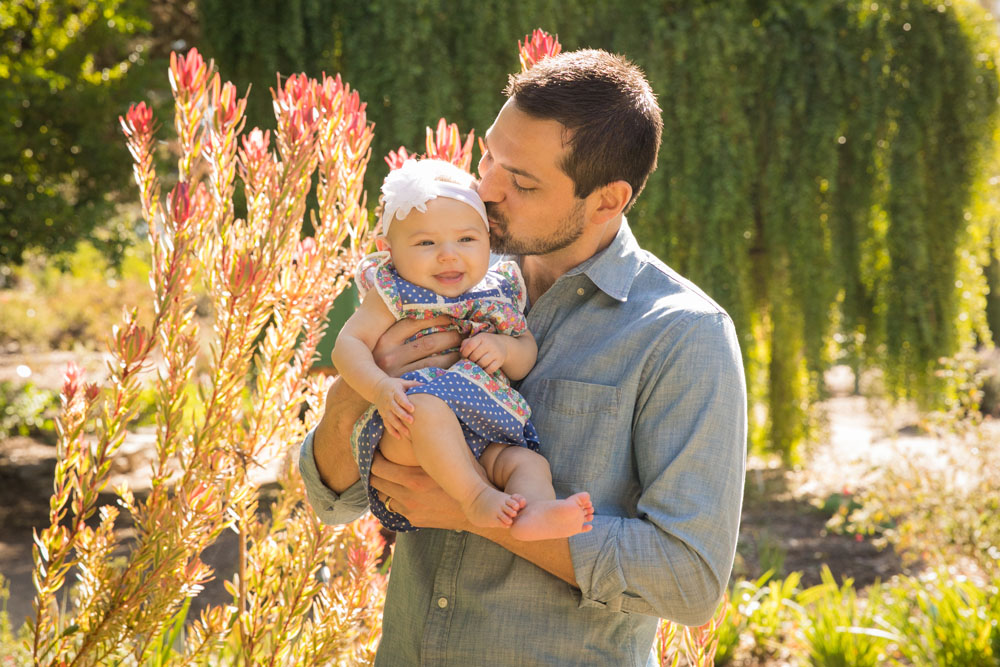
[369,451,473,531]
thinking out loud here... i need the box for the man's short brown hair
[504,49,662,212]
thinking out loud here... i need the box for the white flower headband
[380,159,489,236]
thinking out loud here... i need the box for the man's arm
[299,315,463,519]
[567,312,747,625]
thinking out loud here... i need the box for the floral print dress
[350,251,540,531]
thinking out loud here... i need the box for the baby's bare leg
[407,394,521,527]
[481,444,594,541]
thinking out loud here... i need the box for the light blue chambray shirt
[299,220,747,666]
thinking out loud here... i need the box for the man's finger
[399,351,462,375]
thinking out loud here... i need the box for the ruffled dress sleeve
[492,260,528,313]
[353,251,402,319]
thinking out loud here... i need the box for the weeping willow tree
[200,0,1000,459]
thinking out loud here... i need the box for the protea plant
[28,48,386,665]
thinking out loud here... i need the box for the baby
[333,158,593,540]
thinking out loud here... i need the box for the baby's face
[384,197,490,298]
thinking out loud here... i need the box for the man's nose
[477,162,500,204]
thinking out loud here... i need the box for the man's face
[477,99,586,256]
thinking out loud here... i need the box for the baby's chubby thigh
[378,428,419,467]
[378,393,458,467]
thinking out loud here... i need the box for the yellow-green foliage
[0,240,155,351]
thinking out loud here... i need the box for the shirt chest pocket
[530,379,621,485]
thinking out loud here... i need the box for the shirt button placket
[421,532,465,665]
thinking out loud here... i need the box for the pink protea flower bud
[169,182,192,227]
[211,77,244,130]
[62,362,84,401]
[385,146,413,170]
[241,128,271,164]
[295,237,318,265]
[347,546,376,573]
[274,74,319,141]
[113,317,150,367]
[169,48,209,97]
[317,73,345,117]
[518,29,561,71]
[238,127,272,184]
[341,88,369,140]
[120,102,153,138]
[229,252,261,297]
[425,118,475,172]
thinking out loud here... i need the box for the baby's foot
[509,492,594,541]
[463,487,524,528]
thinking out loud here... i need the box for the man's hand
[373,315,463,375]
[373,377,422,439]
[369,451,473,530]
[460,333,507,374]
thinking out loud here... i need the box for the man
[299,49,747,665]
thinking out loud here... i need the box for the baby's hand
[374,377,423,439]
[460,333,507,374]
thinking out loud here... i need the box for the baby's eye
[459,236,477,243]
[416,240,434,246]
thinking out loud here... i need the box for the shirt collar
[563,217,642,302]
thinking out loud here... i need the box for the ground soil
[0,353,991,645]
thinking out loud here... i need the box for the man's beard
[487,200,586,256]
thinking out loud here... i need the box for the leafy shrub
[0,381,59,441]
[885,571,1000,666]
[0,241,156,352]
[847,422,1000,577]
[797,566,896,667]
[0,576,31,666]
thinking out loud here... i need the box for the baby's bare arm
[498,330,537,380]
[314,316,464,494]
[332,292,397,403]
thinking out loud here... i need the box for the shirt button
[576,287,585,296]
[437,597,449,609]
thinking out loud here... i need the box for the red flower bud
[425,118,475,172]
[211,77,244,129]
[120,102,153,138]
[317,73,345,117]
[62,362,84,400]
[518,29,561,71]
[229,252,261,297]
[169,48,208,97]
[385,146,413,170]
[295,237,317,265]
[169,182,192,227]
[113,317,149,367]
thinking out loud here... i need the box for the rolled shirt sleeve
[568,312,747,625]
[298,427,370,525]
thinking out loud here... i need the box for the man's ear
[375,236,390,252]
[588,180,632,225]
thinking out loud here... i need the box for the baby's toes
[502,496,521,518]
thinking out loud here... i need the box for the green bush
[797,566,895,667]
[886,572,1000,666]
[0,240,155,351]
[0,381,58,441]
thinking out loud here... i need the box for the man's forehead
[486,100,569,176]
